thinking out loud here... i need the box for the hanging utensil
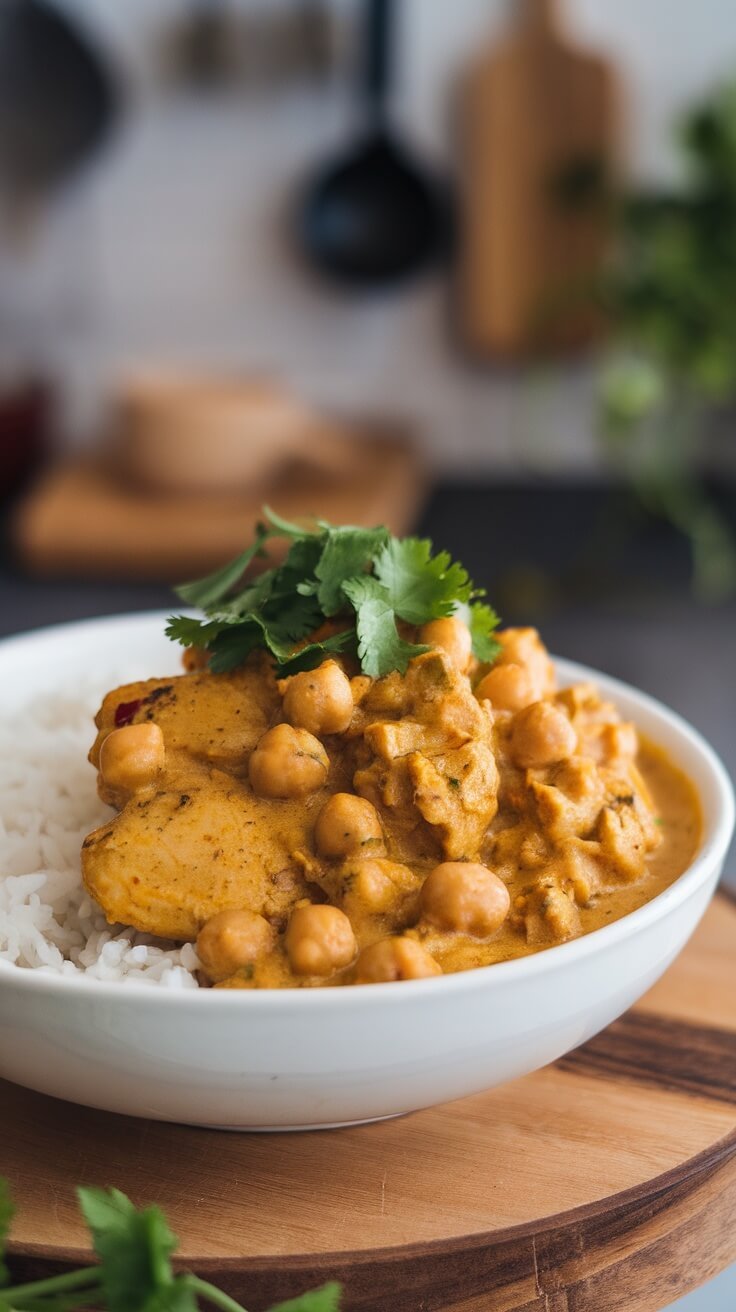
[298,0,449,288]
[0,0,118,202]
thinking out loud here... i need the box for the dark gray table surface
[1,481,734,878]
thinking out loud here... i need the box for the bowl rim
[0,610,733,1009]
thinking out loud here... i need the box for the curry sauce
[81,625,702,988]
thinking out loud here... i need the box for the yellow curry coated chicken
[82,621,700,988]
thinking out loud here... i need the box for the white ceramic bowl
[0,614,732,1130]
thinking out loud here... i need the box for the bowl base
[203,1111,406,1133]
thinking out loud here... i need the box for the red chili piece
[114,699,142,727]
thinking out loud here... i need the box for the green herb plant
[166,509,500,676]
[599,79,736,598]
[0,1178,340,1312]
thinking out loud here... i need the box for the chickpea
[314,793,384,859]
[509,702,577,769]
[474,662,537,712]
[285,904,357,976]
[197,909,274,983]
[249,724,329,798]
[354,937,442,983]
[419,617,472,673]
[99,723,165,794]
[495,627,555,697]
[282,660,354,737]
[421,862,510,936]
[182,646,210,672]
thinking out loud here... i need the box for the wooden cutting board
[3,893,735,1312]
[458,0,617,357]
[12,427,426,581]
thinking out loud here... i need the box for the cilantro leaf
[267,1281,342,1312]
[262,506,317,539]
[342,577,427,677]
[272,536,325,601]
[214,567,279,621]
[468,602,502,662]
[315,525,389,615]
[373,536,473,625]
[77,1187,178,1312]
[0,1179,14,1286]
[166,509,500,681]
[200,624,264,673]
[208,620,286,670]
[165,616,230,650]
[210,539,324,640]
[141,1276,199,1312]
[276,628,357,676]
[176,523,272,608]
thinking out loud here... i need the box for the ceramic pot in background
[112,372,343,495]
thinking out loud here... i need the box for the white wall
[6,0,736,472]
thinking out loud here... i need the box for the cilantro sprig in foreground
[0,1178,340,1312]
[166,509,500,677]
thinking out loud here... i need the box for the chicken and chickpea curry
[81,513,701,988]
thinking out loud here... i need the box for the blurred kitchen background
[0,1,734,1306]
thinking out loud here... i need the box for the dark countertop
[1,480,734,876]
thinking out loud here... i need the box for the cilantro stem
[188,1275,249,1311]
[50,1290,104,1311]
[5,1295,101,1312]
[0,1267,100,1302]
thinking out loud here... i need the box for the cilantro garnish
[341,576,428,677]
[78,1186,185,1312]
[0,1177,341,1311]
[467,602,503,664]
[166,510,501,678]
[373,536,472,624]
[312,525,389,616]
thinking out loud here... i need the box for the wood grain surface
[3,894,735,1312]
[13,426,425,580]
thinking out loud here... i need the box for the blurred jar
[0,240,53,499]
[114,372,318,494]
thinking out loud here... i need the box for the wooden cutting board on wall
[458,0,617,358]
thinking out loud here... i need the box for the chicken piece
[513,877,581,946]
[595,722,639,768]
[359,651,487,749]
[528,757,606,844]
[353,651,499,861]
[82,775,322,940]
[556,683,640,769]
[89,655,281,788]
[596,799,657,883]
[407,741,499,861]
[488,822,547,877]
[555,682,619,727]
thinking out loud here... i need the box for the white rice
[0,688,200,988]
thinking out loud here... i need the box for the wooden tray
[12,429,426,581]
[4,894,735,1312]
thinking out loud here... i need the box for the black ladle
[299,0,449,288]
[0,0,118,199]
